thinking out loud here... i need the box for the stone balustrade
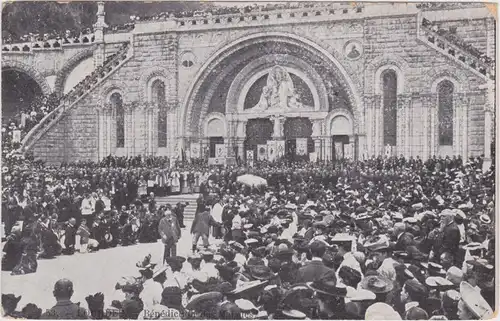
[21,42,132,151]
[2,34,96,53]
[132,4,364,30]
[420,25,495,80]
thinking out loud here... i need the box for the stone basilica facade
[3,2,496,164]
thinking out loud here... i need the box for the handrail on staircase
[420,21,495,80]
[21,42,132,151]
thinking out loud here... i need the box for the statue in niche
[250,65,310,112]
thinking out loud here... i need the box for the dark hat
[338,265,362,287]
[426,262,446,277]
[219,248,236,261]
[405,307,428,320]
[359,275,394,294]
[307,274,348,297]
[165,256,186,268]
[274,244,294,260]
[136,254,156,269]
[248,265,276,281]
[404,279,428,300]
[251,246,267,258]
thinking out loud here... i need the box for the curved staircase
[20,41,134,153]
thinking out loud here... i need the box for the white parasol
[237,174,268,187]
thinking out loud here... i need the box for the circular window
[181,51,196,68]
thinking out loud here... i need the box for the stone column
[373,95,382,156]
[420,94,430,160]
[481,80,495,170]
[93,2,108,67]
[314,139,321,160]
[349,135,356,160]
[237,139,245,161]
[364,96,375,157]
[429,94,438,157]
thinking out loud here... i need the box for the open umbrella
[237,174,267,187]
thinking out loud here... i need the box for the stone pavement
[1,221,221,311]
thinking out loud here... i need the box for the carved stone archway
[181,32,363,139]
[2,60,52,96]
[54,47,96,96]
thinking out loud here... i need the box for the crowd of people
[2,28,94,45]
[421,18,494,67]
[1,153,496,319]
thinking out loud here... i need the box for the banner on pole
[267,140,277,162]
[215,144,226,158]
[257,144,267,161]
[296,138,308,155]
[335,142,344,159]
[309,152,318,162]
[246,150,254,162]
[344,144,353,160]
[276,140,285,158]
[190,142,200,159]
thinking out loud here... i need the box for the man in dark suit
[438,212,461,264]
[295,241,335,283]
[158,210,181,263]
[190,203,220,253]
[393,222,415,251]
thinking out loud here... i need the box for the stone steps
[156,194,200,223]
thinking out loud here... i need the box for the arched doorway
[206,117,225,158]
[2,69,43,125]
[182,33,361,147]
[330,114,354,160]
[284,118,313,161]
[244,119,273,159]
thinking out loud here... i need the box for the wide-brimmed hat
[346,288,376,302]
[479,214,491,224]
[359,275,394,293]
[165,256,185,267]
[281,309,307,319]
[363,235,390,252]
[187,254,203,264]
[234,299,258,313]
[152,265,168,279]
[427,262,446,277]
[463,242,484,251]
[248,265,276,281]
[274,244,294,259]
[185,292,223,311]
[460,281,493,319]
[307,274,347,297]
[425,276,454,291]
[228,280,268,298]
[365,302,401,320]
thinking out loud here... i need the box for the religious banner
[276,140,285,159]
[296,138,308,155]
[309,152,318,162]
[384,144,392,158]
[344,144,353,160]
[257,144,267,161]
[246,150,254,162]
[215,144,226,158]
[267,140,277,162]
[335,142,344,159]
[246,150,254,167]
[12,130,21,143]
[190,142,201,159]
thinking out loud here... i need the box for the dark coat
[158,215,181,244]
[440,222,460,256]
[191,211,218,236]
[395,232,416,251]
[295,260,335,284]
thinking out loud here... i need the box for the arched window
[151,79,167,147]
[382,70,398,146]
[438,80,454,146]
[110,92,124,148]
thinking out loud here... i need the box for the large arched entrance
[182,32,361,162]
[2,69,44,125]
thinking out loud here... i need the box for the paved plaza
[1,223,207,311]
